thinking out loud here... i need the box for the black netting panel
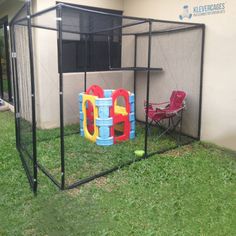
[14,16,35,187]
[12,2,203,190]
[61,5,143,35]
[134,28,203,141]
[11,4,28,24]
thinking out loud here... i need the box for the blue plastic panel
[95,97,112,107]
[98,106,110,119]
[129,113,135,121]
[79,93,83,102]
[104,89,113,98]
[130,102,135,113]
[99,126,110,139]
[131,121,135,131]
[130,131,135,139]
[96,137,114,146]
[129,94,135,103]
[79,112,84,120]
[96,117,113,126]
[80,129,84,137]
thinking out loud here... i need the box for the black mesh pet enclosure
[10,1,205,194]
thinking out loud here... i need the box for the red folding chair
[144,91,187,139]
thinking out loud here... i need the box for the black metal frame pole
[11,7,36,193]
[26,0,37,195]
[198,25,205,140]
[66,141,192,190]
[11,26,21,150]
[107,35,111,69]
[0,50,3,99]
[135,25,203,37]
[60,3,149,22]
[84,34,88,92]
[10,26,19,148]
[134,35,137,120]
[57,5,65,190]
[144,21,152,157]
[9,2,27,150]
[0,17,7,99]
[4,22,13,102]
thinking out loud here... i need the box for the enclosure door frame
[10,2,38,195]
[0,16,12,103]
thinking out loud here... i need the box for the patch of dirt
[67,176,113,196]
[24,228,37,236]
[94,176,107,187]
[165,144,193,158]
[50,167,61,175]
[67,187,81,197]
[94,176,115,192]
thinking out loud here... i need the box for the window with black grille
[60,4,122,73]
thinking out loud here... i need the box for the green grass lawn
[35,120,191,187]
[1,111,236,235]
[3,77,8,93]
[0,75,10,101]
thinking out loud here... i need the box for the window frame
[57,2,123,73]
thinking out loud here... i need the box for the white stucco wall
[123,0,236,151]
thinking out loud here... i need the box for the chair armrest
[155,101,169,106]
[156,106,167,111]
[144,100,169,106]
[155,102,170,111]
[170,106,185,115]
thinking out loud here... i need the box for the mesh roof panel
[13,3,201,35]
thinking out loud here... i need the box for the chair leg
[177,111,183,146]
[147,120,153,136]
[156,121,161,136]
[165,114,183,144]
[153,119,170,140]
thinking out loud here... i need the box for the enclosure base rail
[135,118,199,141]
[146,140,196,158]
[22,127,196,191]
[17,127,197,192]
[36,162,62,189]
[65,141,195,190]
[36,131,80,144]
[19,144,62,190]
[18,148,35,192]
[109,67,163,72]
[22,131,80,147]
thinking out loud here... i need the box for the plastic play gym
[79,85,135,146]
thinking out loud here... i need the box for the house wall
[33,0,124,128]
[123,0,236,151]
